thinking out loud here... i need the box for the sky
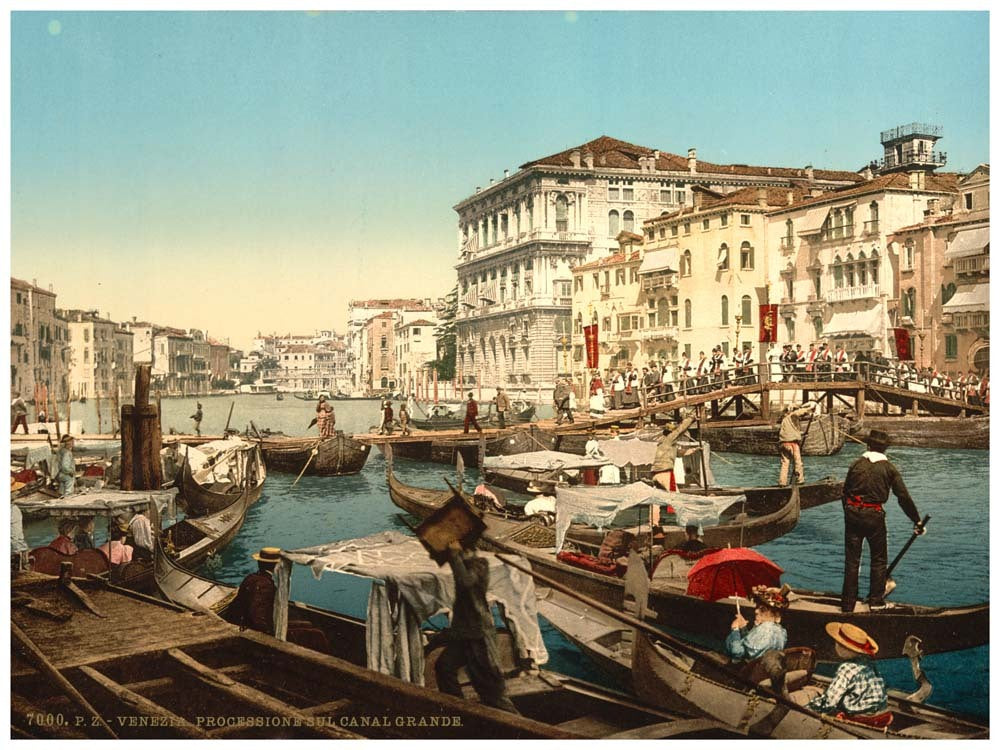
[10,10,990,351]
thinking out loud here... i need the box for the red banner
[892,328,913,361]
[584,325,599,369]
[759,304,778,343]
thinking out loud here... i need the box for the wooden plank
[165,648,361,739]
[79,665,209,739]
[606,718,733,739]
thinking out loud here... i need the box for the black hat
[865,429,890,450]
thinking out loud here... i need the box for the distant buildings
[395,317,439,396]
[347,298,437,394]
[127,321,235,395]
[62,309,134,400]
[10,278,71,408]
[246,331,352,393]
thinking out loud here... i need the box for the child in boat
[796,622,889,724]
[724,584,790,662]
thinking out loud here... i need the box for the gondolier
[777,404,816,486]
[841,429,924,613]
[651,415,696,493]
[314,395,336,438]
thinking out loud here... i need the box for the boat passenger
[584,429,604,459]
[73,516,96,550]
[228,547,280,635]
[315,395,336,439]
[796,622,889,725]
[434,541,519,713]
[523,483,557,520]
[677,524,706,553]
[128,510,155,562]
[48,519,79,556]
[98,524,134,565]
[724,584,790,662]
[55,434,77,497]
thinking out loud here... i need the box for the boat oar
[489,543,866,738]
[223,401,235,435]
[884,515,930,596]
[291,447,319,487]
[11,621,118,738]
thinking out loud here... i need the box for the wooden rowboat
[411,404,536,431]
[854,415,989,450]
[696,414,849,456]
[257,433,371,476]
[536,588,987,739]
[178,443,265,517]
[10,577,738,740]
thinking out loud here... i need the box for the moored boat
[411,404,536,431]
[696,414,848,456]
[177,440,266,516]
[257,433,371,476]
[854,415,989,450]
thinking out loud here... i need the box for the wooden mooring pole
[120,364,162,490]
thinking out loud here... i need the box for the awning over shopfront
[942,283,990,313]
[823,306,883,338]
[944,227,990,260]
[638,248,678,275]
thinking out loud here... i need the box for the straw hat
[252,546,282,564]
[825,621,879,656]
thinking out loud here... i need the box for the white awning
[796,205,831,236]
[945,227,990,260]
[716,246,729,268]
[823,306,883,338]
[638,248,678,275]
[943,283,990,313]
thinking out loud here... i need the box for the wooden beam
[79,665,209,739]
[165,648,361,739]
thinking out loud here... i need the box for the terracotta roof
[400,319,436,327]
[349,298,432,310]
[574,250,640,272]
[892,209,990,234]
[10,277,56,296]
[648,186,812,223]
[519,135,863,182]
[768,171,959,215]
[280,344,315,353]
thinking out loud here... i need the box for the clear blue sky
[11,11,989,350]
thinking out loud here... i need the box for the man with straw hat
[228,547,281,635]
[841,429,924,613]
[797,622,889,723]
[724,584,791,662]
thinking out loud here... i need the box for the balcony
[954,255,990,275]
[881,123,943,142]
[641,274,676,293]
[639,326,679,342]
[875,149,947,171]
[863,220,880,236]
[780,237,795,251]
[827,283,880,302]
[953,311,990,330]
[818,225,855,243]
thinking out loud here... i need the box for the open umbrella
[686,547,783,601]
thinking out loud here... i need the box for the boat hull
[178,444,265,517]
[855,415,989,450]
[259,434,371,476]
[698,415,848,456]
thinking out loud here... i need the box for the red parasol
[686,548,783,601]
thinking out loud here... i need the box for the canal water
[25,394,990,720]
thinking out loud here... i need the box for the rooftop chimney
[692,190,703,209]
[688,148,697,174]
[861,165,874,181]
[476,186,481,193]
[787,191,795,206]
[908,171,925,190]
[503,168,509,179]
[757,188,768,207]
[804,165,815,181]
[926,198,940,216]
[599,153,607,166]
[653,150,660,159]
[810,188,824,198]
[489,177,495,185]
[583,150,594,169]
[570,149,582,168]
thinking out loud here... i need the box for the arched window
[684,299,692,328]
[682,250,692,277]
[381,376,389,388]
[869,201,879,232]
[721,295,729,325]
[608,210,620,237]
[845,253,855,287]
[623,210,635,233]
[741,295,752,325]
[832,255,844,288]
[813,317,823,339]
[555,194,569,232]
[740,241,754,270]
[574,312,583,334]
[657,297,669,326]
[718,243,730,271]
[857,251,868,285]
[869,250,879,286]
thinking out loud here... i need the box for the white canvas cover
[482,450,610,472]
[638,248,679,274]
[275,531,548,685]
[823,306,882,337]
[942,283,989,313]
[14,488,176,517]
[944,227,990,260]
[553,483,745,551]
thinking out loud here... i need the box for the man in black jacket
[840,430,925,613]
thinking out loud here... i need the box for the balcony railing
[875,149,947,171]
[827,283,881,302]
[863,220,880,236]
[881,123,943,141]
[639,326,679,341]
[952,311,990,330]
[954,255,990,275]
[818,224,855,243]
[780,237,795,250]
[641,274,676,292]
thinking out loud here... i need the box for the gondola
[853,415,989,450]
[536,588,988,739]
[177,442,266,516]
[696,414,848,456]
[11,576,738,740]
[257,433,371,476]
[410,404,536,431]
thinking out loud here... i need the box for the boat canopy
[553,483,745,552]
[482,450,610,472]
[14,488,177,518]
[275,530,548,685]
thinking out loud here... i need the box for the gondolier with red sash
[841,429,925,613]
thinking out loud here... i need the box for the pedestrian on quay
[228,547,281,635]
[55,434,77,497]
[588,371,606,418]
[777,403,816,486]
[840,429,925,613]
[398,403,412,435]
[463,392,482,434]
[380,400,395,435]
[433,541,519,713]
[11,393,29,434]
[494,387,511,429]
[553,378,575,424]
[190,402,204,437]
[612,370,626,409]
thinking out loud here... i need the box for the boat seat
[30,547,111,577]
[742,647,816,693]
[836,710,894,729]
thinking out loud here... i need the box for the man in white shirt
[128,510,155,561]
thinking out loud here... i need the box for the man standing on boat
[840,429,924,613]
[229,547,281,635]
[315,395,336,439]
[55,434,77,496]
[777,403,816,486]
[462,392,482,434]
[190,403,203,437]
[494,387,511,429]
[435,541,519,713]
[652,415,696,493]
